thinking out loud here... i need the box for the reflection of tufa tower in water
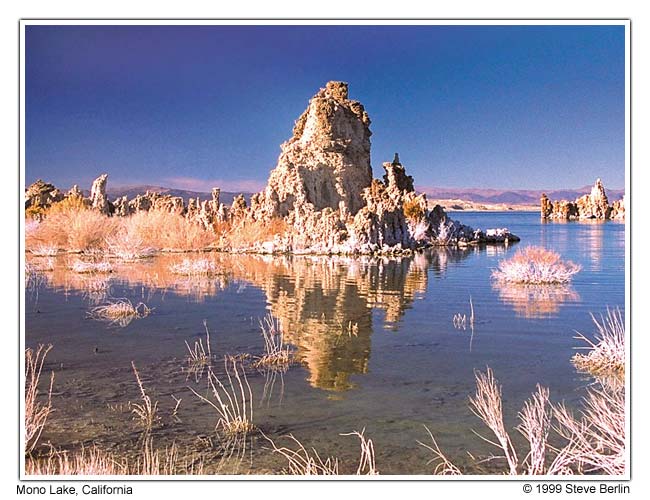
[225,254,435,391]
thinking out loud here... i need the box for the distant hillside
[104,185,253,206]
[420,185,625,206]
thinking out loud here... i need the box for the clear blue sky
[25,24,625,193]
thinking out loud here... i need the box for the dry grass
[189,358,255,436]
[553,386,625,475]
[170,258,218,277]
[105,230,155,261]
[29,203,116,253]
[469,367,520,474]
[89,299,151,327]
[572,308,625,382]
[121,209,214,252]
[252,313,293,370]
[492,246,581,284]
[130,362,159,431]
[417,426,462,475]
[403,198,425,222]
[25,439,204,475]
[185,320,213,381]
[341,429,378,475]
[422,366,625,476]
[26,446,126,475]
[227,217,288,249]
[70,259,113,274]
[25,344,54,454]
[265,434,340,475]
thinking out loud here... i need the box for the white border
[18,18,631,484]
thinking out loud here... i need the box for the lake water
[24,212,626,475]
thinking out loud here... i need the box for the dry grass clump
[403,198,425,222]
[122,209,214,252]
[227,217,288,249]
[266,429,378,475]
[572,308,625,381]
[130,362,159,431]
[170,258,218,277]
[185,320,213,381]
[25,446,126,475]
[190,358,255,437]
[25,344,54,454]
[266,434,340,475]
[417,426,462,475]
[105,230,155,261]
[25,439,204,475]
[70,259,113,274]
[421,367,625,475]
[253,313,294,370]
[89,299,151,327]
[29,202,116,253]
[554,386,625,475]
[492,246,581,284]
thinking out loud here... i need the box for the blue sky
[25,24,625,193]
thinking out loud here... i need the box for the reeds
[492,246,581,284]
[25,446,126,475]
[572,308,625,381]
[253,313,293,370]
[130,362,159,431]
[25,344,54,454]
[469,367,520,475]
[185,320,213,381]
[265,434,340,475]
[422,366,625,475]
[341,429,378,475]
[70,259,113,274]
[417,425,462,475]
[189,358,254,436]
[89,299,151,327]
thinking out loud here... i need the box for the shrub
[403,198,425,222]
[492,246,581,284]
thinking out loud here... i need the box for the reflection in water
[493,282,581,319]
[28,249,475,392]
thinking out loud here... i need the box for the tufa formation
[541,178,625,221]
[25,81,521,254]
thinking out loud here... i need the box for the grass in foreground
[420,366,625,475]
[492,246,581,284]
[189,358,255,437]
[25,344,54,454]
[130,362,159,431]
[572,308,625,382]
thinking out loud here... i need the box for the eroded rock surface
[541,178,624,221]
[255,81,373,219]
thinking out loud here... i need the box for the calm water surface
[25,212,626,475]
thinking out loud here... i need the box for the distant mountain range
[419,185,625,205]
[96,183,624,208]
[104,185,252,206]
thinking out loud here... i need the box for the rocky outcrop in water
[255,81,373,219]
[90,174,112,215]
[541,178,625,221]
[26,81,521,254]
[25,179,64,211]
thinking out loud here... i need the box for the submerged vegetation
[492,246,581,284]
[89,299,152,327]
